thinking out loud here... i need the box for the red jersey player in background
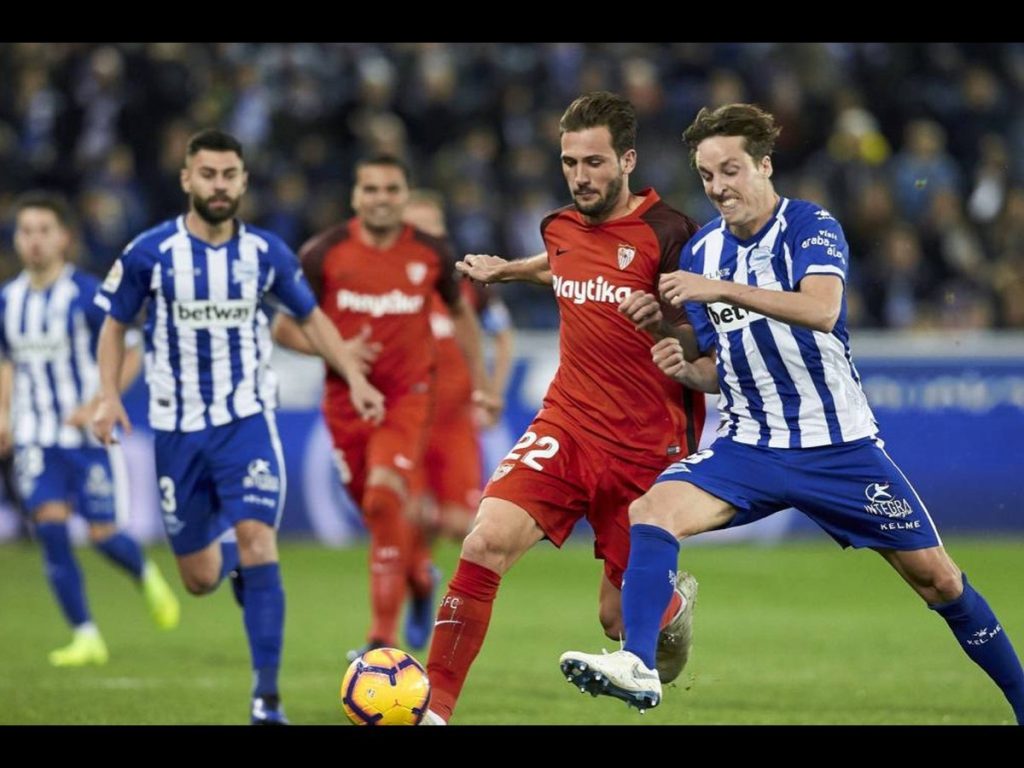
[419,92,715,724]
[273,155,493,660]
[402,190,515,544]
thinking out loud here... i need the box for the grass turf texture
[1,537,1020,725]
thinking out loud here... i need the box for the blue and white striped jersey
[96,215,317,433]
[684,197,877,448]
[0,266,105,448]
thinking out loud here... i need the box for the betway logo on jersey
[707,301,764,333]
[173,300,255,328]
[336,289,424,317]
[11,336,69,361]
[551,275,631,305]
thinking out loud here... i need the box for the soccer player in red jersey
[399,192,514,650]
[273,156,491,658]
[420,92,716,724]
[403,191,513,544]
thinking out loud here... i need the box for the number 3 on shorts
[680,448,714,465]
[159,476,177,513]
[504,430,561,471]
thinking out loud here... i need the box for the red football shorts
[482,415,671,588]
[417,404,483,510]
[325,391,432,500]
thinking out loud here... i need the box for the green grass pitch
[1,536,1021,724]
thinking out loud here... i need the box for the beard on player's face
[573,172,623,220]
[192,192,240,224]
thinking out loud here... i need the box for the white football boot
[559,649,662,712]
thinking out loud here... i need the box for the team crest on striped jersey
[232,259,259,284]
[616,245,636,270]
[749,247,773,268]
[102,259,124,292]
[406,262,427,285]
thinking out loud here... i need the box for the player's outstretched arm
[92,316,133,444]
[456,252,552,286]
[660,271,842,333]
[297,307,385,424]
[651,337,719,393]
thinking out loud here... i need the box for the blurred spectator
[991,188,1024,328]
[890,119,962,223]
[967,133,1011,225]
[0,42,1021,331]
[864,223,937,330]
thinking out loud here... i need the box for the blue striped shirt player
[91,129,382,725]
[95,215,312,433]
[2,266,107,448]
[560,103,1024,725]
[0,192,179,670]
[685,197,877,448]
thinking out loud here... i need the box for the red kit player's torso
[300,218,458,405]
[540,188,703,459]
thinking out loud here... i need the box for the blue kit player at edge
[0,191,180,668]
[560,103,1024,725]
[91,129,385,725]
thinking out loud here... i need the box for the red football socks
[362,484,412,645]
[425,558,501,721]
[407,523,435,599]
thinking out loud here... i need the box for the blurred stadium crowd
[2,42,1023,330]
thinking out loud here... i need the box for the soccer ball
[340,647,431,725]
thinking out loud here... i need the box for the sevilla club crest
[617,244,636,270]
[489,462,515,482]
[406,262,427,285]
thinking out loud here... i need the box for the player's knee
[33,503,70,525]
[628,492,666,527]
[631,488,718,539]
[362,484,405,520]
[237,537,277,567]
[365,468,405,499]
[928,569,964,604]
[896,550,964,604]
[235,521,278,565]
[460,526,510,574]
[181,571,219,596]
[86,523,116,544]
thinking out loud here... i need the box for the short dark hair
[185,129,244,161]
[355,154,411,184]
[682,103,782,167]
[559,91,637,158]
[13,190,73,228]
